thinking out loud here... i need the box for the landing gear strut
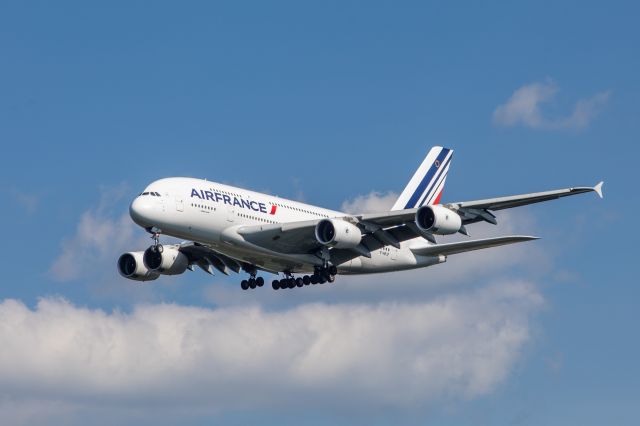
[147,227,163,253]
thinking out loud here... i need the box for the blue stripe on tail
[403,148,450,209]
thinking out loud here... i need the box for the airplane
[117,146,603,290]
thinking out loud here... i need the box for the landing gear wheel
[272,280,280,290]
[303,275,311,285]
[328,274,336,283]
[241,280,249,290]
[249,278,256,289]
[296,278,303,287]
[256,277,264,287]
[329,265,337,275]
[311,275,319,284]
[288,278,296,289]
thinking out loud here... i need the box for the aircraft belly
[338,250,445,275]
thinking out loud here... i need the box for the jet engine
[315,219,362,249]
[143,245,189,275]
[415,205,462,235]
[117,252,160,281]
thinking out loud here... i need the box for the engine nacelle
[315,219,362,249]
[117,252,160,282]
[143,245,189,275]
[415,205,462,235]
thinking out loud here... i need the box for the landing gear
[240,274,265,291]
[271,266,337,290]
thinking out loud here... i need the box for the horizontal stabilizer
[410,235,538,257]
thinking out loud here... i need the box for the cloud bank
[492,80,610,130]
[0,281,541,416]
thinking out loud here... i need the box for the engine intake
[315,219,362,249]
[117,252,160,282]
[143,245,189,275]
[415,205,462,235]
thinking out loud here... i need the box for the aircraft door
[227,206,235,222]
[175,197,184,212]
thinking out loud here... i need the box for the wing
[449,181,604,225]
[235,181,603,263]
[409,235,538,257]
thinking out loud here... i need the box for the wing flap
[410,235,538,257]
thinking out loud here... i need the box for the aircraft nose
[129,196,154,226]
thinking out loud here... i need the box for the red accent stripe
[432,189,443,205]
[270,205,277,215]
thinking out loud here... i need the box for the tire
[302,275,311,285]
[328,274,336,283]
[272,280,280,290]
[249,279,256,289]
[329,265,337,275]
[296,278,303,287]
[288,278,296,289]
[256,277,264,287]
[241,280,249,290]
[310,275,318,284]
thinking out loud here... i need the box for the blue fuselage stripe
[404,148,450,209]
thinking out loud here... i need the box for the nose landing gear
[146,227,163,253]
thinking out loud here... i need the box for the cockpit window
[141,192,149,196]
[155,192,161,196]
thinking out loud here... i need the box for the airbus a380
[118,146,603,290]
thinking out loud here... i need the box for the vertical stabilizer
[391,146,453,211]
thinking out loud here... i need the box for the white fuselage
[130,177,444,275]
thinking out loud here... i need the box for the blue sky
[0,1,638,425]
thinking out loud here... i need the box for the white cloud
[492,80,610,130]
[0,280,542,421]
[49,185,148,282]
[341,191,398,214]
[49,211,138,281]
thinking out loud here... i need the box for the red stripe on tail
[432,189,444,205]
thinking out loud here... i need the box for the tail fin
[391,146,453,211]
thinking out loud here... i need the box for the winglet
[594,181,604,199]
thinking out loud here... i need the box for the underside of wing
[409,235,538,257]
[177,242,279,275]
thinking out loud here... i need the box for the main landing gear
[240,275,264,290]
[271,265,338,290]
